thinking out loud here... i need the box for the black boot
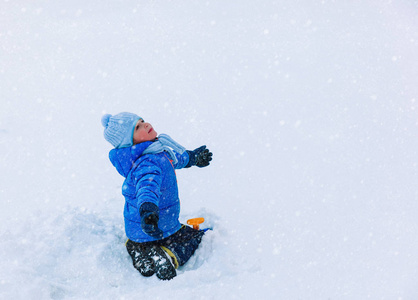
[150,245,177,280]
[126,241,155,277]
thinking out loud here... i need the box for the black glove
[139,202,164,239]
[185,145,213,168]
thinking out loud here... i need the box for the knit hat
[101,112,141,148]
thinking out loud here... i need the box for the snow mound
[0,206,248,299]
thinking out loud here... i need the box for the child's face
[133,119,158,144]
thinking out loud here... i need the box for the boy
[101,112,212,280]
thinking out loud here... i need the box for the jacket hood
[109,141,153,177]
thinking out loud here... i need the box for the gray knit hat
[101,112,141,148]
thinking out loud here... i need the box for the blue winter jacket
[109,141,190,243]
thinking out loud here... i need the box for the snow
[1,0,418,299]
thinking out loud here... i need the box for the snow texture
[1,1,418,299]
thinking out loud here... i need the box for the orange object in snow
[187,217,205,230]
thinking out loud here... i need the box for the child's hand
[139,203,164,239]
[142,213,163,238]
[185,145,213,168]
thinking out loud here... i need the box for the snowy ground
[1,1,418,299]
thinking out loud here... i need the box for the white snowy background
[1,0,418,299]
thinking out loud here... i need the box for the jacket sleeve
[132,158,163,208]
[173,151,190,169]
